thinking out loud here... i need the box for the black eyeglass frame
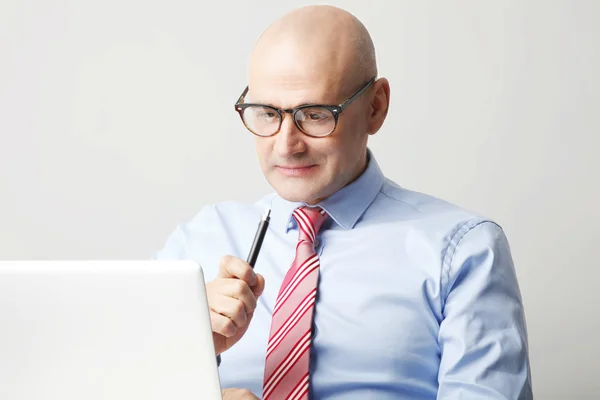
[234,77,377,138]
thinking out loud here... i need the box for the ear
[366,78,391,136]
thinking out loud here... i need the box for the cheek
[327,124,364,158]
[254,139,271,165]
[316,140,352,175]
[324,130,367,173]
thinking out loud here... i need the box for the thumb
[252,273,265,297]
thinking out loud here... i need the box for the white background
[1,0,599,398]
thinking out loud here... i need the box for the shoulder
[372,178,508,255]
[152,193,275,260]
[375,178,515,291]
[376,177,495,228]
[182,193,276,235]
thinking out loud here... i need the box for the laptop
[0,260,222,400]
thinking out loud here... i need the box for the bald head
[248,5,377,99]
[245,6,390,205]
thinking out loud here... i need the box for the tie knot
[292,206,327,243]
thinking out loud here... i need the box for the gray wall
[1,1,599,398]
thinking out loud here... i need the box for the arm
[152,206,265,369]
[437,221,533,399]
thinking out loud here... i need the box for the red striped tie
[262,206,327,400]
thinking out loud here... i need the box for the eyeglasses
[234,77,377,138]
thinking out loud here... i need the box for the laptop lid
[0,260,222,400]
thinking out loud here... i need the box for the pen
[246,209,271,268]
[217,209,271,368]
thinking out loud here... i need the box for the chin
[276,189,315,204]
[269,178,321,204]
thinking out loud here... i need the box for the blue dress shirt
[153,150,532,399]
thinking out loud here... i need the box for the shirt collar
[270,148,385,232]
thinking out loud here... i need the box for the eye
[252,108,279,121]
[298,108,333,123]
[307,112,328,120]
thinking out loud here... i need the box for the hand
[207,255,265,356]
[221,388,260,399]
[221,388,259,399]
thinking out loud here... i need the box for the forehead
[247,73,345,108]
[247,40,348,108]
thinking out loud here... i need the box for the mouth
[275,164,318,177]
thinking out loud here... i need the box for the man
[154,5,532,399]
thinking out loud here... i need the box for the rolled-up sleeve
[438,221,533,399]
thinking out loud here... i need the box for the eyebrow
[244,88,343,108]
[250,99,337,109]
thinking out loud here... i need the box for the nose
[273,112,306,158]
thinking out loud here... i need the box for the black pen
[217,208,271,368]
[246,209,271,268]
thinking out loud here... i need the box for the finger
[209,293,248,329]
[214,278,257,313]
[217,255,257,286]
[210,309,237,338]
[222,388,258,400]
[252,273,265,297]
